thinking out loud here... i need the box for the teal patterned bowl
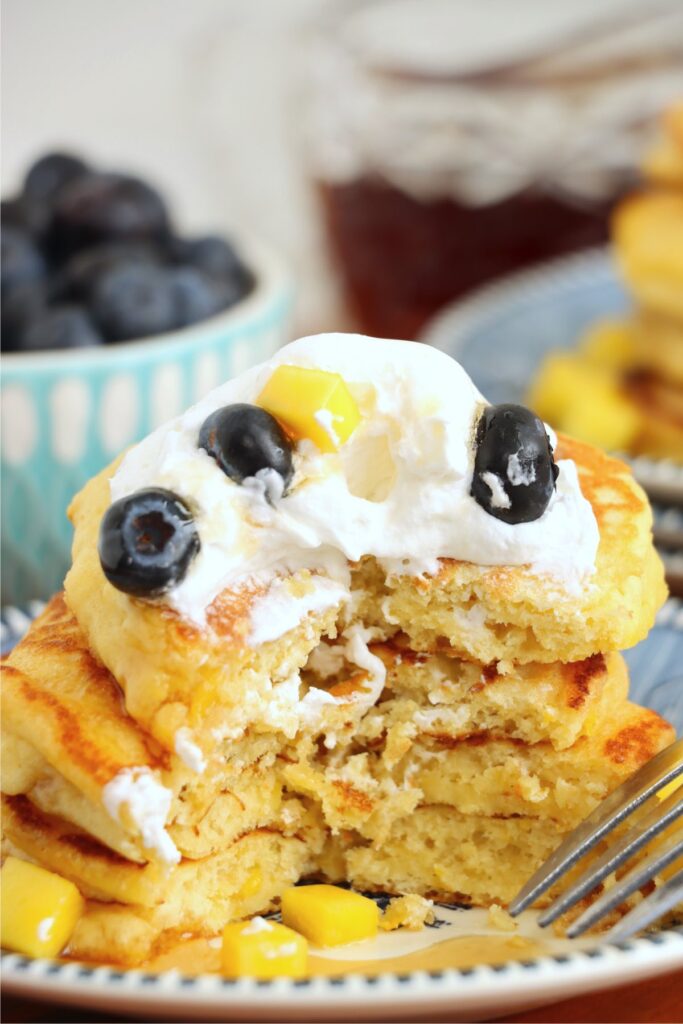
[0,240,292,603]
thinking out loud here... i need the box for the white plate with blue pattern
[1,601,682,1021]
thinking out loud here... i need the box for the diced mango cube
[580,320,638,371]
[657,776,682,801]
[221,917,307,979]
[1,857,84,958]
[238,866,263,899]
[527,352,587,424]
[527,352,641,451]
[561,378,641,452]
[281,884,379,947]
[257,365,360,453]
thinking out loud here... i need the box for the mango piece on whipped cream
[257,364,360,453]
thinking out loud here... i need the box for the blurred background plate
[422,248,627,404]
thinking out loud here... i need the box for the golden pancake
[633,311,683,387]
[1,596,315,864]
[284,697,674,842]
[66,436,665,717]
[343,808,567,907]
[353,438,666,665]
[2,795,321,966]
[623,370,683,462]
[64,463,344,756]
[370,639,627,750]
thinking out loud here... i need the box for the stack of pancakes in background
[613,100,683,460]
[530,100,683,463]
[1,432,673,966]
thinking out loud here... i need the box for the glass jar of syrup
[307,0,683,339]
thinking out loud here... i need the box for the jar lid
[341,0,683,79]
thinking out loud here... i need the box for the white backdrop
[1,0,346,332]
[4,0,679,335]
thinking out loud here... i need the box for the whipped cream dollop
[110,334,599,629]
[102,766,178,865]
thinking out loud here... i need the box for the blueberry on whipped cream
[199,403,294,494]
[98,487,200,596]
[471,403,559,524]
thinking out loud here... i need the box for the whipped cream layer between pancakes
[110,334,599,633]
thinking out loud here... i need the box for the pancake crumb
[380,893,435,931]
[487,903,517,932]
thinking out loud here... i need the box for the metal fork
[509,738,683,942]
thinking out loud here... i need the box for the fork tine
[508,739,683,916]
[566,828,683,938]
[605,867,683,944]
[538,789,683,927]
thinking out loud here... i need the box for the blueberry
[1,284,47,351]
[98,488,200,597]
[1,194,51,240]
[1,196,29,229]
[199,404,294,493]
[170,266,224,327]
[214,263,255,310]
[172,234,254,307]
[49,172,170,258]
[471,403,558,524]
[54,242,163,303]
[91,263,177,341]
[18,305,103,351]
[23,152,89,206]
[1,226,46,295]
[173,235,240,278]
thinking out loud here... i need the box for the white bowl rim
[1,235,291,372]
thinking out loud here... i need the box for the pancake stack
[286,436,673,904]
[530,100,683,461]
[613,101,683,460]
[1,590,330,965]
[1,339,674,966]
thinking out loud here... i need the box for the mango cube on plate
[221,917,307,979]
[281,884,379,947]
[0,856,84,958]
[257,365,360,453]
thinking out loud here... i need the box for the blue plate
[422,248,628,406]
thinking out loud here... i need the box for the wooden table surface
[3,968,682,1023]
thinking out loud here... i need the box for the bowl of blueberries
[1,152,292,603]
